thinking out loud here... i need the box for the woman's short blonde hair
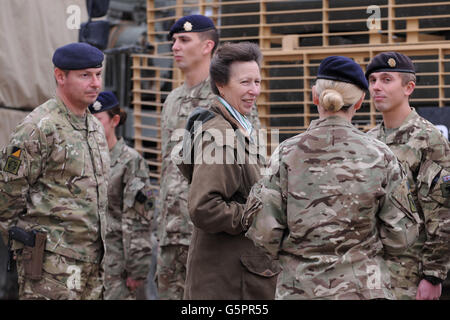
[314,79,364,112]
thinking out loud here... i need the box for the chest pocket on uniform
[417,160,450,208]
[389,176,421,224]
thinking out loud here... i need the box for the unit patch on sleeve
[4,147,22,175]
[441,175,450,198]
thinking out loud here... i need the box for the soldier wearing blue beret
[0,42,109,299]
[52,42,104,115]
[89,91,119,114]
[317,55,368,91]
[366,52,450,300]
[53,42,104,70]
[89,91,154,300]
[245,55,419,300]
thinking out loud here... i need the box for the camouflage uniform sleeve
[416,147,450,280]
[160,99,171,157]
[378,158,420,256]
[245,146,287,258]
[121,155,154,280]
[0,122,48,243]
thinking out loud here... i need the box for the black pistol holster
[7,226,47,280]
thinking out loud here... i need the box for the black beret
[89,91,119,114]
[365,52,415,79]
[316,56,368,91]
[52,42,104,70]
[169,15,216,38]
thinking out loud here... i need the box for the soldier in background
[245,56,420,299]
[89,91,154,300]
[157,14,260,299]
[0,42,110,299]
[366,52,450,300]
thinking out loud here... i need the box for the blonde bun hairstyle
[315,79,364,112]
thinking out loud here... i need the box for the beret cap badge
[93,101,102,111]
[388,58,396,68]
[183,21,193,32]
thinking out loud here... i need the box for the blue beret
[52,42,104,70]
[317,56,368,91]
[365,52,415,78]
[88,91,119,114]
[169,15,216,38]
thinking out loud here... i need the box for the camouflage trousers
[104,275,148,300]
[16,250,103,300]
[104,275,136,300]
[156,244,188,300]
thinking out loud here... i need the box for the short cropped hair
[198,29,220,55]
[210,41,262,95]
[399,72,416,86]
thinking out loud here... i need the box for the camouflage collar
[378,108,417,144]
[308,115,354,131]
[110,137,126,166]
[181,77,212,100]
[54,96,93,131]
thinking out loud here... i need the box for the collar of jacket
[54,96,97,132]
[180,77,213,100]
[209,98,253,139]
[177,97,258,183]
[218,96,253,136]
[307,115,355,132]
[378,107,418,145]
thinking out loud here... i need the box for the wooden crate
[147,0,450,52]
[135,0,450,184]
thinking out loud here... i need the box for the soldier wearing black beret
[366,52,450,300]
[88,91,154,300]
[0,42,109,299]
[168,14,217,39]
[365,51,415,78]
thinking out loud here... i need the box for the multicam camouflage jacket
[158,78,260,247]
[103,138,154,287]
[368,108,450,296]
[245,115,420,300]
[0,97,110,264]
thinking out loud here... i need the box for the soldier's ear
[203,39,215,55]
[353,93,365,111]
[54,68,66,86]
[111,114,120,128]
[404,80,415,97]
[312,86,319,105]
